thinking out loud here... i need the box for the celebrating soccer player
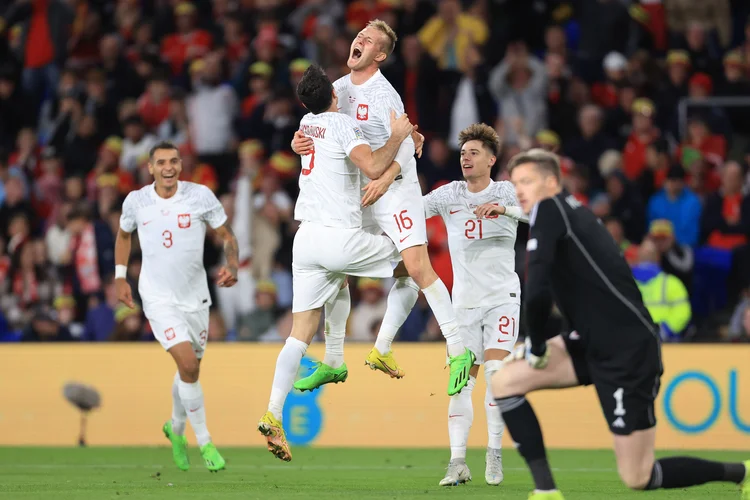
[115,142,238,472]
[493,149,750,499]
[422,124,528,486]
[258,64,415,462]
[292,19,475,398]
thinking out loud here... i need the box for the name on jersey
[300,125,326,139]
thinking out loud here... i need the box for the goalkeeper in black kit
[492,148,749,500]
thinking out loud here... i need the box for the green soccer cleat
[200,442,226,472]
[741,460,750,500]
[293,362,348,392]
[447,348,475,396]
[162,421,189,471]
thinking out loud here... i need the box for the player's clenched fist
[291,131,314,156]
[389,110,413,142]
[115,278,136,309]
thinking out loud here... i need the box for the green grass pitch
[0,447,745,499]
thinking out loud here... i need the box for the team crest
[165,327,176,341]
[178,214,191,228]
[356,104,369,121]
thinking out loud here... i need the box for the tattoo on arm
[219,222,239,271]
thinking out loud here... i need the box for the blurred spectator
[632,238,692,341]
[701,161,750,250]
[84,276,117,341]
[680,21,722,78]
[638,137,672,203]
[0,176,34,239]
[137,73,171,130]
[238,280,281,341]
[253,171,293,280]
[623,98,660,181]
[350,278,387,342]
[564,104,617,191]
[21,308,75,342]
[3,0,74,108]
[648,219,694,291]
[716,50,750,138]
[657,50,690,138]
[665,1,731,49]
[0,65,34,150]
[160,2,213,77]
[490,41,547,145]
[605,170,647,244]
[187,52,237,156]
[384,35,440,137]
[647,164,702,246]
[687,71,732,140]
[417,0,488,72]
[110,304,147,341]
[591,52,627,109]
[445,44,496,150]
[575,0,630,81]
[120,116,158,173]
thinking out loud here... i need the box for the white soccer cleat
[439,460,472,486]
[485,448,504,485]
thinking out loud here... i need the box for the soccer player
[422,124,528,486]
[493,149,750,500]
[115,142,238,472]
[257,64,416,462]
[292,20,474,396]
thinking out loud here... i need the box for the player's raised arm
[523,198,566,357]
[349,110,413,180]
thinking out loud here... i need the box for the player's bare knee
[401,247,436,287]
[178,358,200,383]
[617,463,652,490]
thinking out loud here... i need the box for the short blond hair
[507,148,562,182]
[458,123,500,155]
[367,19,397,56]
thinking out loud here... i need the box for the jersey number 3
[301,149,315,176]
[163,230,173,248]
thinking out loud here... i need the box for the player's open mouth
[162,173,176,179]
[462,164,473,170]
[352,47,362,59]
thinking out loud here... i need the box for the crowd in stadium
[2,0,750,343]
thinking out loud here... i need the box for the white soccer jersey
[333,70,417,183]
[120,181,228,312]
[423,180,522,308]
[294,112,369,228]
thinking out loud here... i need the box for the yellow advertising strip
[0,344,747,448]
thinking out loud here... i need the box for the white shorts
[455,303,520,364]
[292,222,400,313]
[144,306,209,359]
[363,179,427,253]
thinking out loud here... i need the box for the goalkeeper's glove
[506,337,550,369]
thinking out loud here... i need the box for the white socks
[448,376,475,461]
[177,379,211,447]
[486,381,505,450]
[268,337,308,420]
[374,277,420,354]
[422,278,465,357]
[485,361,504,450]
[323,286,350,369]
[171,371,187,436]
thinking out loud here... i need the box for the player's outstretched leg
[169,343,225,472]
[615,429,749,494]
[163,371,189,471]
[295,285,350,392]
[400,246,473,395]
[259,308,321,461]
[440,374,475,486]
[484,361,505,485]
[367,273,419,378]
